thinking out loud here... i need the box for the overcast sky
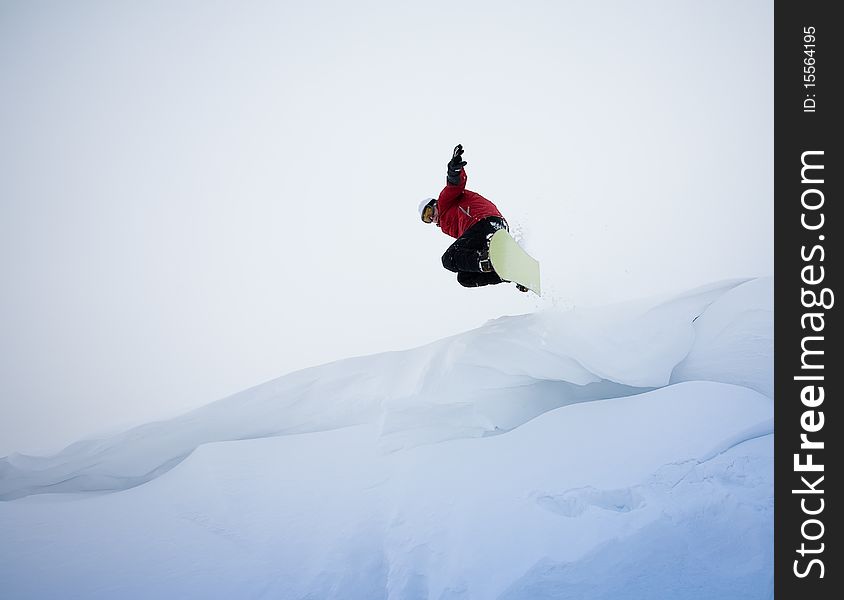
[0,0,772,456]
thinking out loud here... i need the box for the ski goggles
[421,200,436,223]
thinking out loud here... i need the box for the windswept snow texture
[0,278,773,599]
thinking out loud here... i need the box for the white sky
[0,0,773,456]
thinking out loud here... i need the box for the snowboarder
[419,144,528,291]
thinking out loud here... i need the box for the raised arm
[437,144,468,212]
[446,144,467,185]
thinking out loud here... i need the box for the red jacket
[436,169,503,238]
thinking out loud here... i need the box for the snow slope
[0,277,773,599]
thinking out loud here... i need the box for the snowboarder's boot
[478,233,495,273]
[479,255,493,273]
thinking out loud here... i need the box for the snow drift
[0,277,773,599]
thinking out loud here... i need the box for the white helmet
[418,197,436,223]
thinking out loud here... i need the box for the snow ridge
[0,278,773,599]
[0,278,771,501]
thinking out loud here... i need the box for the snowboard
[488,230,541,295]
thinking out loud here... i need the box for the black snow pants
[441,216,508,288]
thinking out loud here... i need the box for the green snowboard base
[488,230,541,295]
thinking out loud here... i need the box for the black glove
[446,144,467,185]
